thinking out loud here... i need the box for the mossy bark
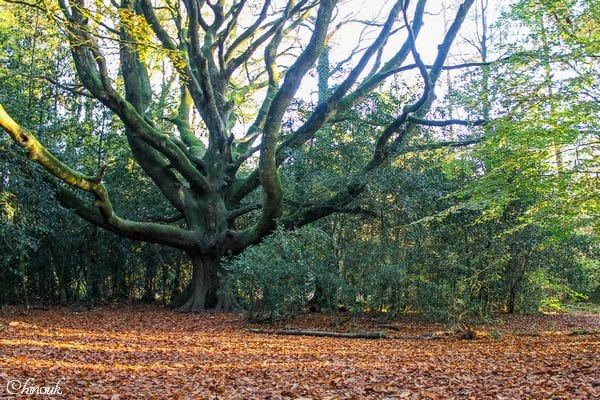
[177,252,236,312]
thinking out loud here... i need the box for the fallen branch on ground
[377,323,403,331]
[333,315,353,327]
[247,328,387,339]
[515,329,600,337]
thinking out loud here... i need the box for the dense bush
[223,226,351,320]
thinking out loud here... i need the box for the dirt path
[0,307,598,399]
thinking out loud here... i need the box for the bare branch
[407,116,488,126]
[396,137,483,155]
[227,202,262,221]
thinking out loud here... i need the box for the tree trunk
[19,252,30,308]
[176,252,236,312]
[143,252,157,303]
[86,227,98,309]
[161,260,168,305]
[507,285,517,314]
[506,251,529,314]
[48,245,67,305]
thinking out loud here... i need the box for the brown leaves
[0,307,598,399]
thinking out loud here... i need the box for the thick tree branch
[254,0,335,230]
[367,0,433,169]
[182,0,228,146]
[224,0,336,251]
[60,0,212,194]
[146,213,185,223]
[228,0,426,207]
[396,137,483,155]
[139,0,215,142]
[378,0,477,166]
[0,105,200,250]
[227,202,262,221]
[230,7,310,176]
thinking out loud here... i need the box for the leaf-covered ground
[0,307,598,399]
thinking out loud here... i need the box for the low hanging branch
[0,104,200,250]
[0,105,106,193]
[247,328,387,339]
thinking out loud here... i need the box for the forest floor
[0,306,598,399]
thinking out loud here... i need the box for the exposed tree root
[177,291,239,313]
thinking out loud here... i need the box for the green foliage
[450,0,600,235]
[224,226,347,320]
[359,263,408,314]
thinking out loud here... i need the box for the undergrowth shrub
[223,226,350,321]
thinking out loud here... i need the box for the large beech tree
[0,0,482,311]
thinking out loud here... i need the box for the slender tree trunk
[48,245,67,305]
[143,251,157,303]
[86,227,98,309]
[538,16,563,172]
[171,261,182,300]
[506,251,529,314]
[507,286,517,314]
[161,260,168,305]
[176,252,236,312]
[19,251,30,308]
